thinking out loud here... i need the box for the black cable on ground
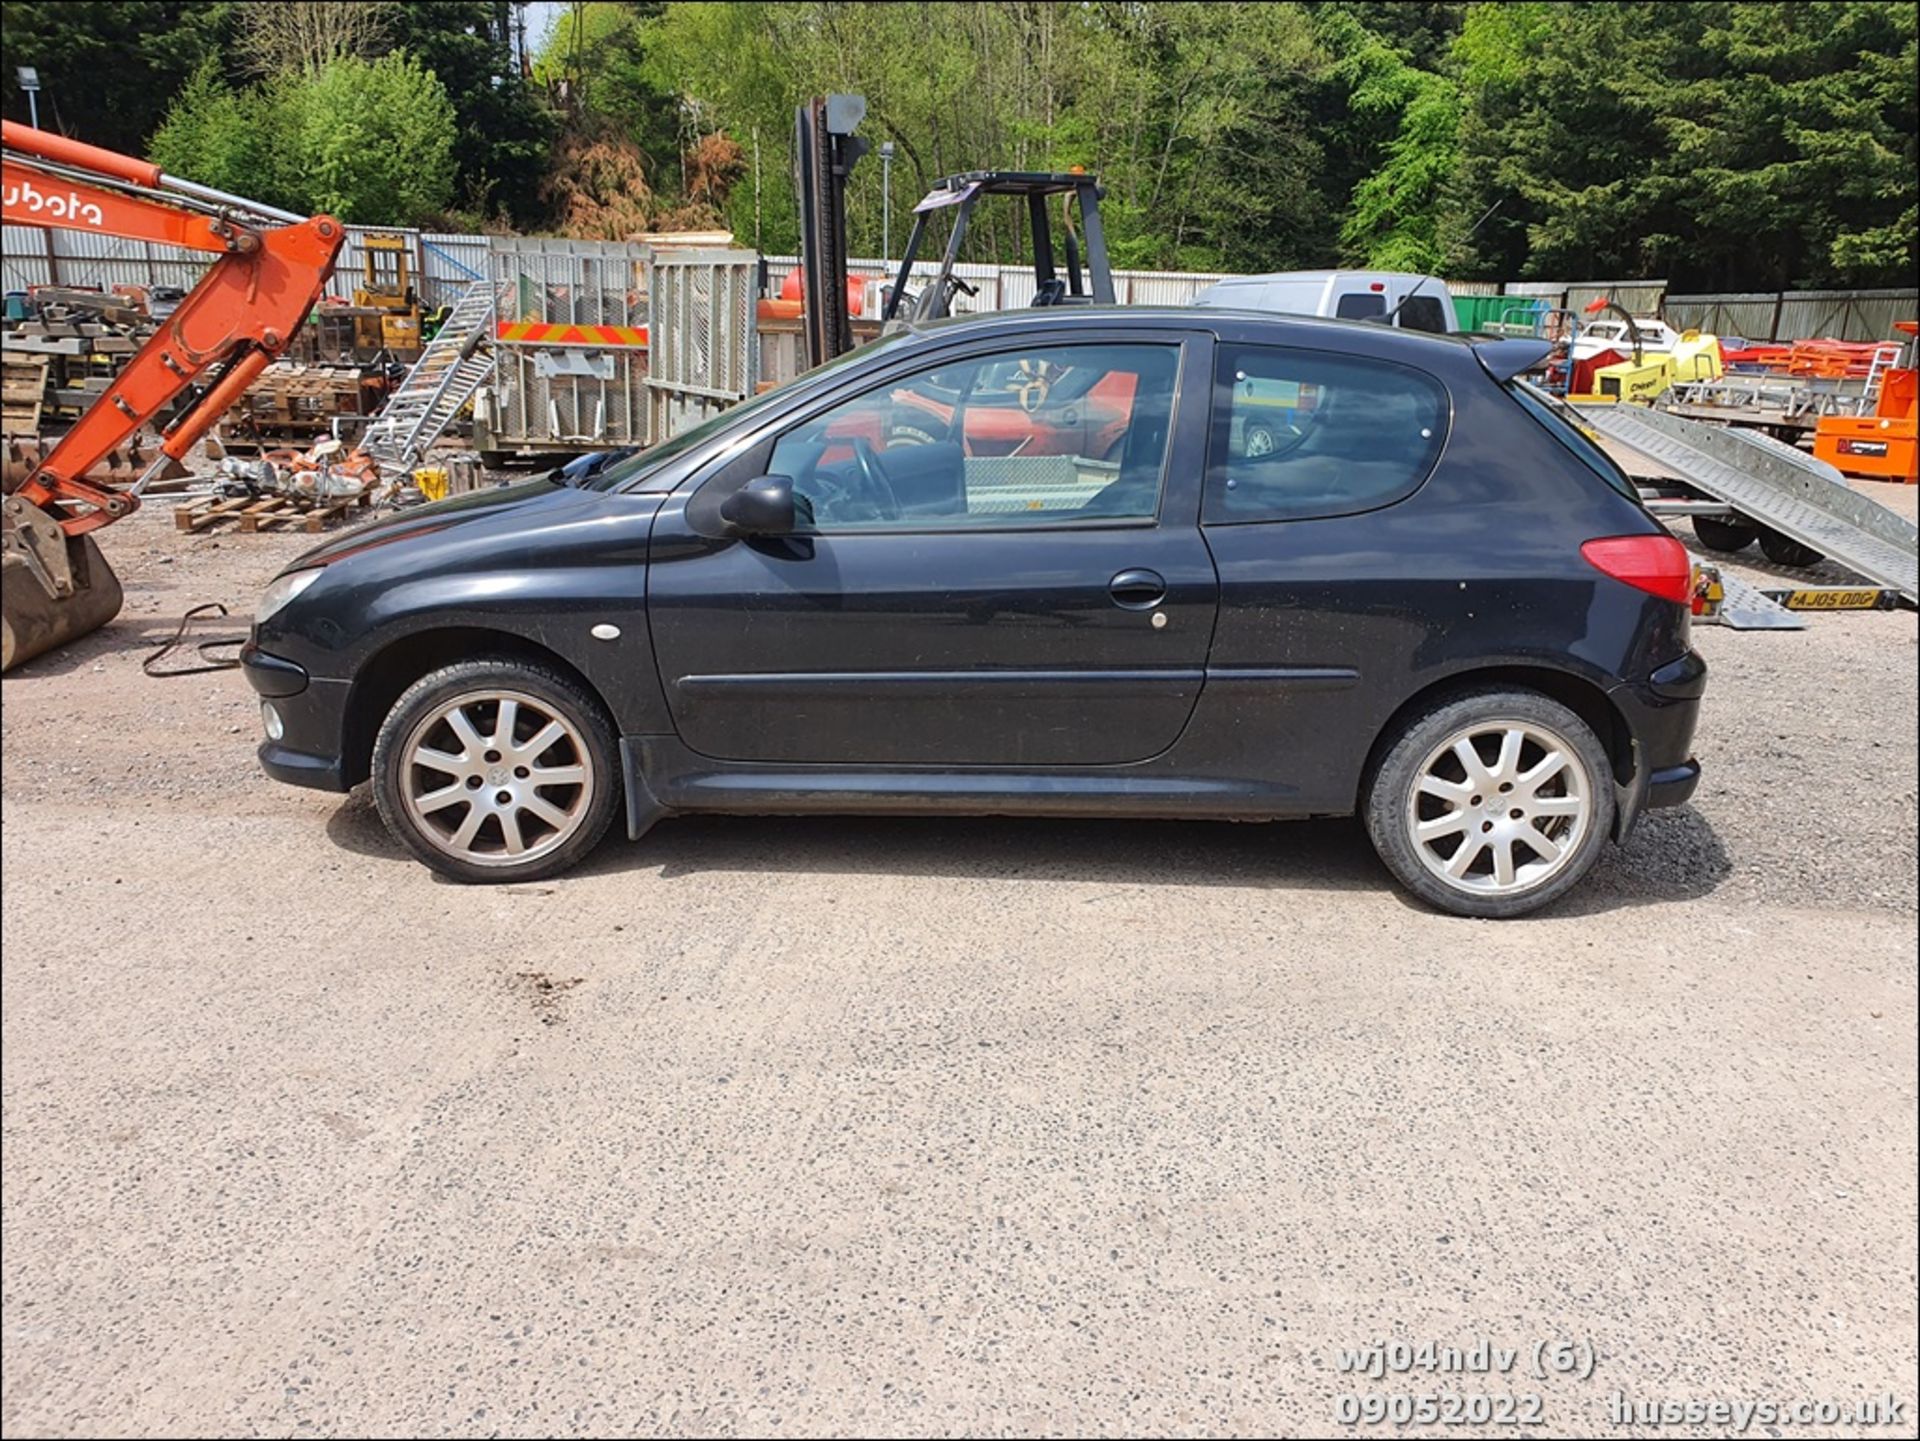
[142,602,246,677]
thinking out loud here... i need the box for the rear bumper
[1644,757,1702,808]
[242,641,353,793]
[1609,648,1706,835]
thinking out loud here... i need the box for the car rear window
[1334,292,1387,320]
[1398,295,1449,334]
[1504,381,1640,501]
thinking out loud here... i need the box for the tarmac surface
[2,482,1915,1437]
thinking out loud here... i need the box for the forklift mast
[792,94,869,369]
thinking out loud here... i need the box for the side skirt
[618,734,1323,840]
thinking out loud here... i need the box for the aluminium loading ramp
[1575,401,1918,604]
[1703,570,1805,631]
[361,278,500,473]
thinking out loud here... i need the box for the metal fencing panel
[647,248,758,442]
[1566,279,1670,317]
[487,236,651,450]
[1772,288,1918,343]
[1664,292,1780,341]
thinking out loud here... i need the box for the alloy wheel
[1405,720,1593,895]
[399,689,595,867]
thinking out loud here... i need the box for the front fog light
[261,702,284,741]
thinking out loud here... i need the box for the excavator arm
[0,120,345,668]
[2,120,345,530]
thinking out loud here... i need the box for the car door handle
[1108,568,1166,610]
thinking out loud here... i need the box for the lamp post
[880,141,895,263]
[16,66,41,129]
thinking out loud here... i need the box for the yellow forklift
[351,232,422,359]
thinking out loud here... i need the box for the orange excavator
[1,120,345,670]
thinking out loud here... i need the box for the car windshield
[1505,380,1640,501]
[578,330,910,491]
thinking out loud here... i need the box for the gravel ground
[2,483,1915,1438]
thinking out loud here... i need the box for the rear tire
[1691,515,1756,553]
[372,659,620,883]
[1756,527,1825,568]
[1363,687,1616,919]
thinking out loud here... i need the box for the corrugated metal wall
[1771,289,1918,343]
[1662,292,1779,342]
[759,256,1237,313]
[2,224,490,309]
[5,224,1910,340]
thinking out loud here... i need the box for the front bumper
[241,641,353,793]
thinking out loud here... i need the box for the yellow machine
[1587,331,1724,403]
[351,232,422,358]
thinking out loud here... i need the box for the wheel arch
[1359,663,1636,810]
[341,626,620,788]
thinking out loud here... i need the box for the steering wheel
[1237,375,1323,462]
[1015,360,1054,414]
[936,274,979,316]
[845,437,901,520]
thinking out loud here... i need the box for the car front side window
[764,342,1182,531]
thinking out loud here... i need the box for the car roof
[891,304,1545,387]
[905,303,1478,357]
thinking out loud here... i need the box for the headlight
[256,567,323,626]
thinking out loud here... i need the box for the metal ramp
[1575,402,1918,602]
[1700,570,1805,630]
[362,278,499,472]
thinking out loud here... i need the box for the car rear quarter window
[1203,345,1448,524]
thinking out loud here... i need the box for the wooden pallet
[2,351,49,437]
[174,489,372,534]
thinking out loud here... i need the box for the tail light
[1581,534,1695,606]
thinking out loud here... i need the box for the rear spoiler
[1473,337,1553,383]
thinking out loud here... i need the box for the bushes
[148,51,456,224]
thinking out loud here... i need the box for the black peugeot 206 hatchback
[243,307,1705,918]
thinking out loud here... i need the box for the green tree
[146,58,288,207]
[1315,6,1463,270]
[1449,1,1918,288]
[280,52,458,223]
[149,48,460,223]
[641,1,1330,270]
[1,1,239,157]
[385,1,557,227]
[1341,72,1460,271]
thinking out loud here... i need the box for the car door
[645,330,1218,767]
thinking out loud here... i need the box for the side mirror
[719,474,798,535]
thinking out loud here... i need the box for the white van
[1193,270,1459,334]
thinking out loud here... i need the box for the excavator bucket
[1,533,124,672]
[3,436,187,493]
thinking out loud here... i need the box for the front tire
[1363,688,1615,918]
[371,659,620,883]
